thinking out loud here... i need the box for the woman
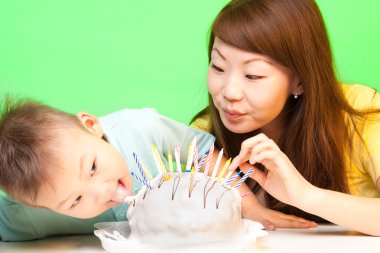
[192,0,380,235]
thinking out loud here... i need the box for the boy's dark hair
[0,96,81,203]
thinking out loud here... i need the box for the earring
[294,93,298,99]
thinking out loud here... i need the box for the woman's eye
[90,161,97,176]
[210,63,224,72]
[246,75,263,80]
[71,196,82,208]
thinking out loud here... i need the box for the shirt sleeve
[362,113,380,185]
[153,111,215,164]
[348,85,380,185]
[0,196,116,241]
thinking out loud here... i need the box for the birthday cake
[127,172,244,245]
[94,142,266,252]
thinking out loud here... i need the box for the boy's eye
[210,63,224,72]
[90,161,97,176]
[71,196,82,208]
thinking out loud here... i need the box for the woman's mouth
[223,109,246,121]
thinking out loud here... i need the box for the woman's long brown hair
[192,0,380,222]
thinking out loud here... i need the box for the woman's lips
[223,109,246,120]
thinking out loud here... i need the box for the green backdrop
[0,0,379,124]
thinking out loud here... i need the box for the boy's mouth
[111,180,134,203]
[118,179,126,188]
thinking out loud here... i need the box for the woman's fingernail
[228,160,237,171]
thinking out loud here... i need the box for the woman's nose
[223,74,244,101]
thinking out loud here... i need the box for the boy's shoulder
[100,108,160,127]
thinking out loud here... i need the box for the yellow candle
[168,151,174,174]
[217,158,231,182]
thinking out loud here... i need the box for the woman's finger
[229,134,272,170]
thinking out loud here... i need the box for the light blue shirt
[0,108,214,241]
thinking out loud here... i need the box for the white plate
[94,219,267,253]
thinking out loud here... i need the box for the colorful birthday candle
[185,137,196,172]
[223,170,234,183]
[189,167,195,192]
[203,143,214,176]
[175,146,182,174]
[133,152,149,184]
[131,171,152,190]
[193,146,199,172]
[197,152,207,173]
[234,167,254,188]
[217,158,231,182]
[140,160,153,180]
[168,151,174,174]
[224,170,242,185]
[152,145,167,175]
[211,148,223,179]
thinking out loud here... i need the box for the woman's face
[207,37,301,135]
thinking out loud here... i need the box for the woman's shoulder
[190,113,211,132]
[342,84,380,109]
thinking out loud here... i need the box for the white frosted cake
[127,172,245,246]
[94,143,266,253]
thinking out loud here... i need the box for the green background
[0,0,379,124]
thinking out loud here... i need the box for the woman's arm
[231,133,380,236]
[205,149,316,230]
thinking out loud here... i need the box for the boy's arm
[0,196,116,241]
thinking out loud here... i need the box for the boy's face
[34,113,133,218]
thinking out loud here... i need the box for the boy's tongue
[112,182,134,203]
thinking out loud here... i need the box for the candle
[185,137,196,172]
[234,167,254,188]
[203,143,214,176]
[168,151,174,174]
[211,148,223,179]
[189,167,195,192]
[217,158,231,181]
[133,152,149,184]
[131,171,152,190]
[193,146,199,172]
[197,152,207,173]
[140,160,153,180]
[224,171,242,185]
[175,146,182,174]
[223,171,234,182]
[152,145,167,175]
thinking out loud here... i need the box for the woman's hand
[229,133,315,208]
[239,174,316,230]
[242,200,317,230]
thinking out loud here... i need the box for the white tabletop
[1,225,379,253]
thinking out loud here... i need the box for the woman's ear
[291,75,304,96]
[76,112,104,138]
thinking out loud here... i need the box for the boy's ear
[76,112,103,138]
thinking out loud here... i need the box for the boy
[0,97,215,241]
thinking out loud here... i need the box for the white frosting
[127,172,245,246]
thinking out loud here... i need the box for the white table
[1,225,379,253]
